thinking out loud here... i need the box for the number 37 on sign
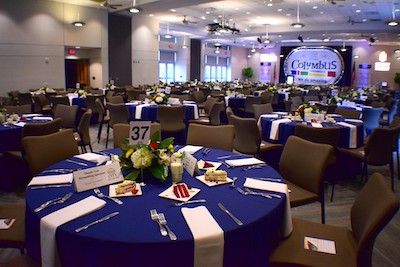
[129,121,152,145]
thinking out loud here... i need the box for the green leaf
[149,165,167,182]
[158,137,174,149]
[151,131,160,142]
[125,169,140,181]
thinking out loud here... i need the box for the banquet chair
[157,105,186,136]
[187,124,234,152]
[269,172,399,267]
[361,107,384,136]
[49,95,70,112]
[53,104,79,130]
[339,125,400,191]
[32,94,51,114]
[283,100,292,112]
[189,101,224,126]
[95,98,110,144]
[279,135,334,224]
[4,105,32,115]
[242,96,262,115]
[0,202,26,254]
[379,99,398,127]
[86,95,105,122]
[225,107,234,124]
[22,118,62,137]
[17,92,33,106]
[303,95,320,103]
[229,114,283,156]
[106,103,130,148]
[295,124,341,202]
[75,109,93,153]
[113,122,161,148]
[201,96,218,117]
[252,103,274,121]
[22,129,79,176]
[335,107,361,119]
[107,95,125,104]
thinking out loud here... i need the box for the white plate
[158,184,200,202]
[195,175,233,187]
[197,160,222,170]
[225,157,265,167]
[109,183,142,197]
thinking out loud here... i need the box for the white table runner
[269,118,291,140]
[337,121,357,148]
[134,104,150,119]
[183,103,199,119]
[181,206,224,267]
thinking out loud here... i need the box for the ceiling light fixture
[164,22,172,38]
[386,0,399,26]
[322,36,331,42]
[291,0,305,28]
[297,34,304,42]
[341,39,347,52]
[182,36,187,49]
[129,0,140,13]
[72,8,85,27]
[207,5,240,35]
[251,43,256,53]
[263,24,271,43]
[214,47,220,54]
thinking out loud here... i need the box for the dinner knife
[75,212,120,232]
[217,203,243,226]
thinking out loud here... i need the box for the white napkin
[40,196,106,267]
[32,116,53,121]
[243,178,293,237]
[181,206,224,267]
[224,96,230,107]
[337,122,357,148]
[257,114,279,128]
[74,153,109,164]
[311,123,323,128]
[179,145,203,155]
[225,157,265,167]
[134,104,150,119]
[269,118,291,140]
[15,122,26,127]
[345,119,363,124]
[28,174,73,186]
[184,103,199,119]
[22,113,42,118]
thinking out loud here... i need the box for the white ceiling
[52,0,400,47]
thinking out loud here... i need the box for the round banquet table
[125,103,198,123]
[25,148,287,267]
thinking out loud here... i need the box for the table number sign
[182,153,200,177]
[74,161,124,192]
[129,121,151,145]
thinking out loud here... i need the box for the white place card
[182,152,200,177]
[129,121,152,145]
[304,113,325,122]
[304,237,336,254]
[74,161,124,192]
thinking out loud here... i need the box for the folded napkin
[28,174,73,186]
[179,145,203,155]
[337,122,357,148]
[183,101,196,104]
[134,104,150,119]
[74,153,109,164]
[225,157,265,167]
[269,118,291,140]
[243,178,293,237]
[345,118,363,124]
[32,116,53,121]
[224,96,230,107]
[22,113,42,118]
[14,122,26,127]
[181,206,224,267]
[183,103,199,119]
[40,196,106,267]
[311,123,323,128]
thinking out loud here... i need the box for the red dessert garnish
[203,161,214,168]
[311,119,317,123]
[131,188,139,195]
[173,183,190,198]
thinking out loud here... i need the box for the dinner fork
[245,188,281,199]
[242,164,266,171]
[34,192,73,212]
[150,209,167,236]
[170,199,206,206]
[236,187,272,199]
[93,188,123,205]
[202,148,211,155]
[158,213,177,241]
[218,161,233,169]
[230,177,238,188]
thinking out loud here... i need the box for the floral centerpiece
[151,92,168,105]
[267,85,277,92]
[296,103,319,119]
[106,83,115,90]
[328,95,343,105]
[76,89,88,97]
[118,131,175,182]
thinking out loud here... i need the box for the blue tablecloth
[227,97,246,109]
[260,117,364,148]
[25,148,286,267]
[0,124,23,153]
[71,97,87,110]
[126,104,198,123]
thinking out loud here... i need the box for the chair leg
[89,144,93,153]
[321,199,325,224]
[105,124,110,149]
[390,159,394,192]
[97,122,103,144]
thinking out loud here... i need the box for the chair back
[365,127,399,165]
[17,92,33,105]
[106,103,130,127]
[294,124,340,147]
[208,101,224,125]
[53,104,79,129]
[77,109,92,145]
[226,107,234,124]
[86,95,104,114]
[95,98,106,123]
[362,107,384,133]
[187,124,234,152]
[335,107,361,119]
[4,105,32,115]
[244,97,262,113]
[303,95,319,103]
[351,172,399,267]
[113,122,161,149]
[279,136,333,196]
[203,96,218,115]
[22,129,79,175]
[157,105,186,132]
[259,91,272,104]
[108,95,124,104]
[193,91,206,104]
[22,118,62,137]
[252,103,273,121]
[229,114,261,155]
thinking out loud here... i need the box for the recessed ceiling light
[149,14,154,17]
[352,4,357,6]
[201,16,206,20]
[169,9,176,12]
[129,7,140,13]
[313,6,318,9]
[72,21,85,27]
[362,18,367,22]
[267,3,273,7]
[356,9,361,13]
[330,20,335,22]
[320,11,324,14]
[246,11,251,15]
[354,55,359,58]
[386,20,399,26]
[235,7,239,10]
[206,11,210,14]
[277,9,282,12]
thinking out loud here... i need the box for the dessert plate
[197,160,222,170]
[109,183,142,197]
[158,185,200,202]
[195,175,233,187]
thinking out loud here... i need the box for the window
[204,55,230,82]
[159,51,176,83]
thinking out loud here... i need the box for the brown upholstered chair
[269,172,399,267]
[53,104,79,130]
[22,118,62,137]
[75,109,93,153]
[225,107,234,124]
[335,107,361,119]
[0,202,25,254]
[201,96,218,117]
[189,101,224,126]
[112,122,161,148]
[22,129,79,175]
[252,103,274,121]
[86,94,105,120]
[17,92,33,106]
[339,126,400,191]
[229,114,282,156]
[108,95,124,104]
[157,105,186,134]
[295,124,341,202]
[95,98,110,144]
[388,116,400,180]
[106,102,130,148]
[4,105,32,115]
[186,124,234,152]
[49,95,70,112]
[279,135,334,223]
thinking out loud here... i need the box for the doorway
[65,59,89,89]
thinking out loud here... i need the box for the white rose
[304,107,313,114]
[158,149,171,166]
[155,96,163,103]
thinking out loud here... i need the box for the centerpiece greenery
[296,103,319,119]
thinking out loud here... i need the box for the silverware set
[94,188,123,205]
[230,177,238,188]
[66,159,89,167]
[236,187,281,199]
[30,184,71,190]
[218,202,243,226]
[170,199,206,206]
[41,168,75,174]
[34,192,73,212]
[75,212,119,232]
[244,177,282,182]
[158,213,177,241]
[218,161,233,169]
[202,148,211,155]
[150,209,176,240]
[242,164,266,171]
